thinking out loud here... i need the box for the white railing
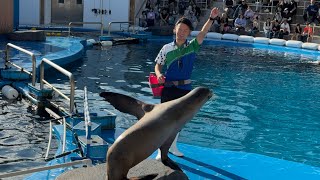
[68,21,104,37]
[83,86,92,157]
[5,43,37,86]
[44,108,67,159]
[107,21,133,36]
[0,159,92,179]
[40,58,75,115]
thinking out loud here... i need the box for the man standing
[154,7,219,158]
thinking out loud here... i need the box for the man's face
[175,23,191,42]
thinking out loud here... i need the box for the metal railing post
[6,43,36,85]
[107,21,133,36]
[68,22,104,37]
[40,58,75,115]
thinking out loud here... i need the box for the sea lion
[100,86,213,180]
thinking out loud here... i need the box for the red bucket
[149,73,164,98]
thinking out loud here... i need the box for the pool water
[0,99,51,174]
[70,42,320,168]
[1,39,320,174]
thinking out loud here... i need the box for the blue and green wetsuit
[155,38,201,102]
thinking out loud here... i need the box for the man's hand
[157,74,165,84]
[210,7,219,19]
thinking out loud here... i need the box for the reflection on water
[1,42,320,174]
[0,98,51,174]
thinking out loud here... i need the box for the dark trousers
[161,86,191,103]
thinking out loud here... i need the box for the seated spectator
[225,0,234,8]
[220,13,229,32]
[146,9,156,27]
[279,19,290,39]
[291,23,302,40]
[274,7,283,22]
[234,14,246,34]
[194,5,201,20]
[160,8,169,26]
[139,11,148,28]
[145,0,153,10]
[269,20,281,38]
[184,5,194,19]
[276,0,286,13]
[303,0,319,24]
[222,23,233,34]
[249,18,259,37]
[282,8,293,24]
[263,17,272,38]
[234,0,248,19]
[244,6,255,27]
[300,22,313,42]
[225,7,235,19]
[212,16,221,33]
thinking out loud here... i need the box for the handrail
[68,22,104,37]
[44,108,67,159]
[5,43,36,86]
[83,86,91,157]
[0,159,92,178]
[40,58,75,115]
[107,21,133,36]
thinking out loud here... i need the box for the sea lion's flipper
[159,134,183,171]
[161,158,182,171]
[100,92,154,119]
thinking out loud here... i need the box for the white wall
[83,0,130,32]
[19,0,40,25]
[44,0,51,25]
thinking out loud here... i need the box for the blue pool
[70,40,320,168]
[1,37,320,175]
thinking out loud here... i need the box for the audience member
[274,8,283,22]
[263,17,272,38]
[303,0,319,24]
[300,22,313,42]
[225,0,234,8]
[282,8,293,24]
[212,16,221,32]
[288,0,298,16]
[220,12,229,32]
[147,8,156,26]
[223,23,233,33]
[263,0,272,12]
[168,0,176,14]
[291,23,302,40]
[244,6,255,27]
[234,14,246,34]
[269,20,281,38]
[249,17,259,36]
[194,5,201,19]
[145,0,153,10]
[160,8,169,26]
[139,11,148,27]
[279,19,290,39]
[234,0,248,19]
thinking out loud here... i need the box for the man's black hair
[175,17,194,31]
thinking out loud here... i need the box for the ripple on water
[0,98,50,173]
